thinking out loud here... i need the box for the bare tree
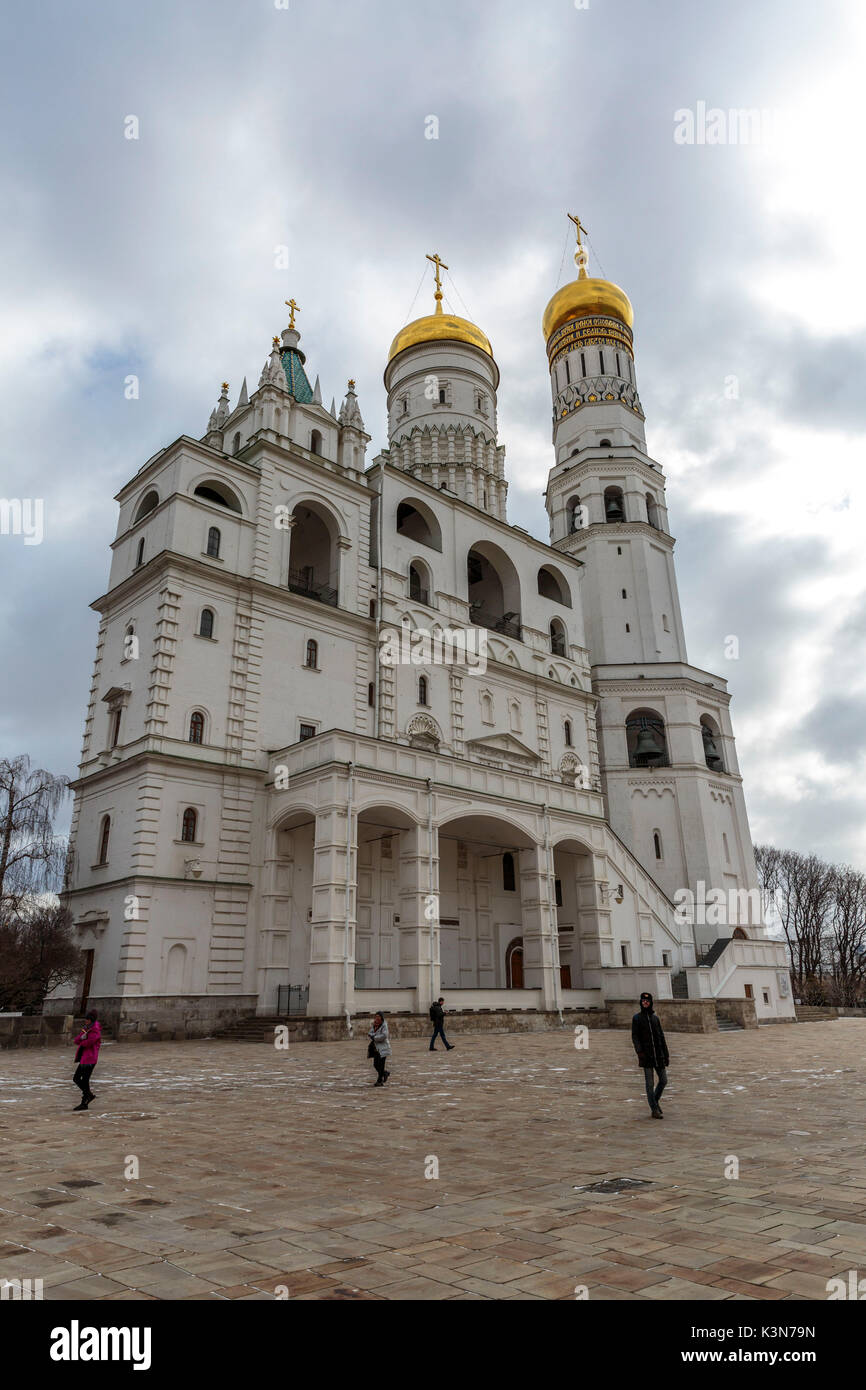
[754,845,834,998]
[828,864,866,1005]
[0,904,82,1012]
[0,756,70,922]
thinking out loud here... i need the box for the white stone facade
[56,268,794,1031]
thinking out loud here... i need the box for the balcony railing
[409,584,429,605]
[287,569,338,607]
[470,606,521,640]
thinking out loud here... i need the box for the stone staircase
[714,1003,744,1032]
[211,1014,286,1042]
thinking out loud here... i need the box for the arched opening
[188,710,206,744]
[287,501,340,607]
[701,715,724,771]
[396,499,443,551]
[603,486,625,523]
[538,565,571,607]
[480,691,494,723]
[564,719,572,747]
[417,674,429,706]
[181,807,198,843]
[566,495,584,533]
[134,490,159,523]
[646,492,660,528]
[467,540,521,639]
[368,681,375,708]
[232,432,241,455]
[193,480,243,513]
[134,537,145,568]
[600,438,612,447]
[550,618,567,656]
[505,938,524,989]
[310,429,322,456]
[305,638,319,669]
[199,608,214,638]
[97,815,111,865]
[206,526,221,558]
[653,830,663,860]
[626,708,669,767]
[732,926,748,940]
[408,560,431,605]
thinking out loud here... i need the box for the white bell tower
[543,217,765,951]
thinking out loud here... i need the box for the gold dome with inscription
[388,251,493,364]
[543,213,634,343]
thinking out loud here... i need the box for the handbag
[367,1040,377,1058]
[74,1046,84,1063]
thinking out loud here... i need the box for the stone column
[397,822,439,1013]
[307,806,356,1018]
[518,844,559,1010]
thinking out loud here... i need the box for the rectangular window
[599,350,605,374]
[615,352,621,377]
[580,352,586,377]
[744,983,754,999]
[620,942,629,966]
[555,878,563,907]
[564,357,570,384]
[299,723,316,742]
[662,951,671,968]
[762,989,770,1005]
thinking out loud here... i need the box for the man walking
[631,991,669,1118]
[429,997,455,1052]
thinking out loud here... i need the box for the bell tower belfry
[542,217,765,950]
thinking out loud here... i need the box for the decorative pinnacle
[426,251,448,313]
[221,382,229,392]
[347,378,356,390]
[272,335,281,347]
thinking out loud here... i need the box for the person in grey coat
[368,1011,391,1087]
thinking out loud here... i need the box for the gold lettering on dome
[548,316,635,369]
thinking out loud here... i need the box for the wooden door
[77,950,94,1015]
[560,964,572,989]
[509,945,524,989]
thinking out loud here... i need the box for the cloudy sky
[1,0,864,865]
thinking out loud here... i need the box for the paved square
[1,1021,864,1300]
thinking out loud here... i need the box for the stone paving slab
[1,1021,864,1300]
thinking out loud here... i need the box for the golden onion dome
[542,267,634,343]
[388,301,493,363]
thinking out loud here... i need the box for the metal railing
[287,570,338,607]
[470,607,521,640]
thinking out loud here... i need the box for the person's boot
[383,1070,390,1083]
[655,1104,663,1117]
[73,1100,89,1111]
[446,1044,455,1050]
[651,1107,663,1118]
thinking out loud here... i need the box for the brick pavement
[1,1020,864,1301]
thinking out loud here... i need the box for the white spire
[237,377,249,408]
[313,374,322,405]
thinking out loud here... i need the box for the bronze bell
[703,727,722,766]
[634,728,661,761]
[605,494,624,522]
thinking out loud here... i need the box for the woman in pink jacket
[72,1011,102,1111]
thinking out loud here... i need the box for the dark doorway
[506,939,524,989]
[77,949,94,1015]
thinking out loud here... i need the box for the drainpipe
[343,761,355,1039]
[543,805,564,1027]
[427,778,436,1007]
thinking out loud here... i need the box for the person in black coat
[631,991,670,1118]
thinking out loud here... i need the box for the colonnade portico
[266,762,619,1020]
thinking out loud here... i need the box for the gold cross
[568,212,588,247]
[284,298,300,328]
[426,251,449,301]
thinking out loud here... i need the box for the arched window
[550,619,567,655]
[653,831,663,860]
[600,438,612,447]
[509,700,522,733]
[310,429,322,456]
[368,682,375,708]
[305,639,318,669]
[123,624,136,661]
[396,499,443,551]
[409,561,430,605]
[418,675,428,706]
[701,716,724,771]
[287,502,339,607]
[134,490,159,523]
[181,807,198,843]
[538,566,571,606]
[199,608,214,639]
[503,852,516,892]
[109,709,122,749]
[646,493,660,528]
[232,432,241,455]
[189,711,205,744]
[165,942,187,993]
[564,719,572,747]
[193,481,242,512]
[626,709,669,767]
[481,691,493,723]
[603,486,624,523]
[467,542,521,638]
[97,815,111,865]
[135,537,145,568]
[206,526,221,558]
[567,496,583,532]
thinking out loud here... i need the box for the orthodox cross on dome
[284,297,301,329]
[567,212,590,276]
[426,251,448,310]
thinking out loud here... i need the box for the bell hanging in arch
[634,727,661,762]
[702,726,722,767]
[605,493,624,522]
